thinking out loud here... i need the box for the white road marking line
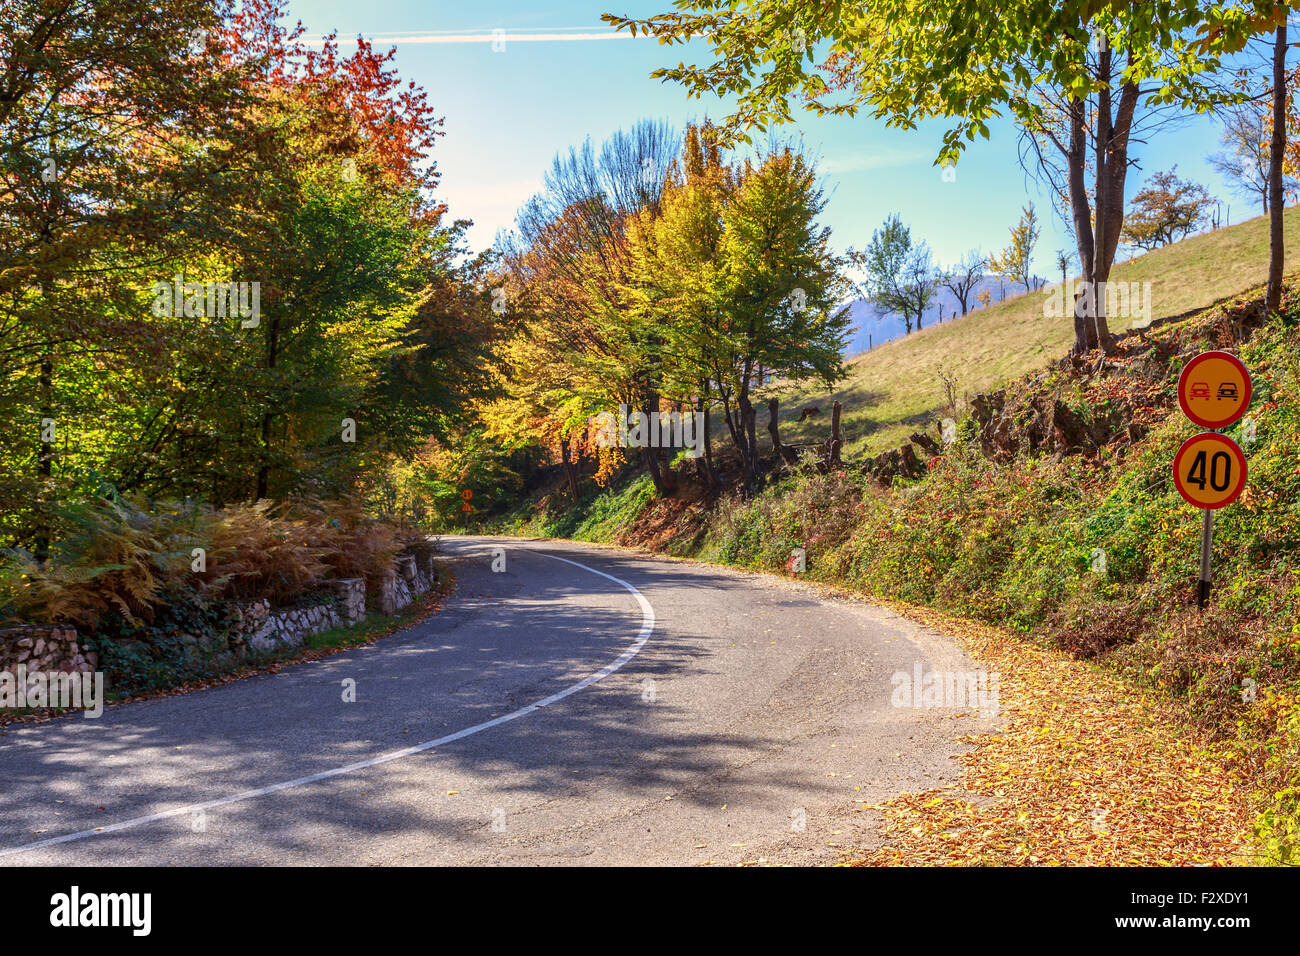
[0,547,654,858]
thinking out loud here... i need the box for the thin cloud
[351,28,642,45]
[821,149,933,175]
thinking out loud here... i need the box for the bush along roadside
[500,281,1300,862]
[0,496,447,712]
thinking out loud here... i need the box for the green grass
[774,208,1300,457]
[494,471,658,541]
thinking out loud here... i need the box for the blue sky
[286,0,1265,277]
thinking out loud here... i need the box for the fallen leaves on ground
[840,601,1258,867]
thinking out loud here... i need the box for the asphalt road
[0,537,996,866]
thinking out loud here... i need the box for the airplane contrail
[334,29,642,45]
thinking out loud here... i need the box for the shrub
[0,495,432,628]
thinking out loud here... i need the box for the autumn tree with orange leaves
[0,0,505,546]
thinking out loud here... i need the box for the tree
[500,119,681,495]
[502,124,850,495]
[1267,20,1288,316]
[0,0,497,549]
[0,0,262,554]
[624,122,732,493]
[629,137,851,490]
[941,250,985,316]
[1055,248,1077,286]
[987,203,1041,292]
[1121,168,1216,251]
[1210,101,1295,212]
[604,1,1290,358]
[856,214,936,334]
[709,148,851,487]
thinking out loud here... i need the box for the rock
[330,578,367,625]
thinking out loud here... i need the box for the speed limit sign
[1173,432,1247,510]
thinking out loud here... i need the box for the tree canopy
[0,0,507,547]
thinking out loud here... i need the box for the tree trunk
[658,444,678,494]
[1067,98,1096,355]
[699,403,720,493]
[1067,56,1139,355]
[767,397,799,466]
[738,391,759,483]
[638,387,674,495]
[743,399,759,473]
[720,395,743,461]
[35,355,53,564]
[766,397,781,452]
[641,444,667,494]
[734,362,760,488]
[559,436,580,501]
[1267,23,1287,316]
[828,401,843,467]
[1093,44,1112,349]
[255,313,281,501]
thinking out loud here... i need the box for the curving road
[0,538,996,866]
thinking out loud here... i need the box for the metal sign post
[1198,508,1213,611]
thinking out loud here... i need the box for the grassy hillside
[776,208,1300,457]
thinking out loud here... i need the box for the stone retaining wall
[1,553,439,677]
[0,626,98,676]
[375,552,439,616]
[231,598,343,654]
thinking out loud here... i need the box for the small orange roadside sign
[1177,350,1251,429]
[459,502,474,514]
[1173,432,1247,510]
[461,489,473,501]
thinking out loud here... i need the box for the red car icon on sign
[1190,382,1211,400]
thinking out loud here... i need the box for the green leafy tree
[988,203,1042,292]
[0,0,264,554]
[1120,168,1216,251]
[709,146,851,486]
[502,124,850,495]
[0,0,498,553]
[624,122,734,492]
[855,214,936,334]
[500,120,681,494]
